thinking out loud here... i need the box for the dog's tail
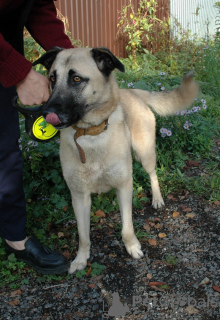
[133,71,199,116]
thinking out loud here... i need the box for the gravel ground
[0,189,219,320]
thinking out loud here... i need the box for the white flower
[19,145,22,150]
[167,130,172,136]
[33,142,38,147]
[192,106,199,112]
[160,72,166,76]
[160,86,165,91]
[203,105,207,109]
[181,110,186,116]
[157,82,162,86]
[121,80,125,83]
[183,124,189,130]
[201,99,206,104]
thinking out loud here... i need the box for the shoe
[5,237,70,275]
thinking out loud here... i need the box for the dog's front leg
[117,179,144,259]
[69,192,91,274]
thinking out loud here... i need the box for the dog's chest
[79,158,128,194]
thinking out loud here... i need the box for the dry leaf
[89,283,96,288]
[144,224,151,232]
[10,289,22,297]
[150,285,165,292]
[147,273,153,280]
[95,209,106,218]
[214,200,220,205]
[183,207,192,212]
[63,205,69,212]
[173,211,180,218]
[184,306,200,315]
[186,160,200,167]
[199,277,210,286]
[86,267,92,276]
[9,299,20,306]
[167,194,178,201]
[185,213,196,218]
[148,238,157,246]
[108,223,114,228]
[62,250,70,260]
[154,217,161,222]
[155,223,162,229]
[149,282,166,286]
[213,285,220,293]
[158,233,167,238]
[58,232,64,238]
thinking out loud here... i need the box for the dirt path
[0,190,219,320]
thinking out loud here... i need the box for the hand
[16,69,50,105]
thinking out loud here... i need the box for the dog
[34,47,199,274]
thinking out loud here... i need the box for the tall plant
[116,0,170,60]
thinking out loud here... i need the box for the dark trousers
[0,84,26,241]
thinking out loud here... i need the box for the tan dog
[34,47,199,273]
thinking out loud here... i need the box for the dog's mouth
[44,112,78,129]
[45,113,61,125]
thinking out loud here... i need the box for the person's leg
[0,84,70,274]
[0,84,27,245]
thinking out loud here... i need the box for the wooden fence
[55,0,169,57]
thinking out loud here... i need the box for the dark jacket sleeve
[26,0,73,51]
[0,0,73,88]
[0,33,33,87]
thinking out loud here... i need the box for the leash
[12,95,58,142]
[72,120,108,163]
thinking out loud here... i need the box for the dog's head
[33,47,125,129]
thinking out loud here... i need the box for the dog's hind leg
[117,178,144,259]
[68,192,91,274]
[135,145,164,208]
[131,118,164,209]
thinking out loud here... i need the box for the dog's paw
[68,253,89,274]
[152,196,165,209]
[125,241,144,259]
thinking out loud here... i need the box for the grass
[0,34,219,287]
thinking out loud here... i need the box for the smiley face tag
[32,116,58,140]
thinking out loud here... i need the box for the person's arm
[0,0,73,105]
[0,33,33,88]
[26,0,73,51]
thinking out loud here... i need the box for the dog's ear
[91,47,125,76]
[33,47,63,70]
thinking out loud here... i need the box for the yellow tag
[32,116,58,140]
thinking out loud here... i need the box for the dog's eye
[50,75,56,82]
[73,76,82,83]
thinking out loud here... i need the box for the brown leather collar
[71,119,108,163]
